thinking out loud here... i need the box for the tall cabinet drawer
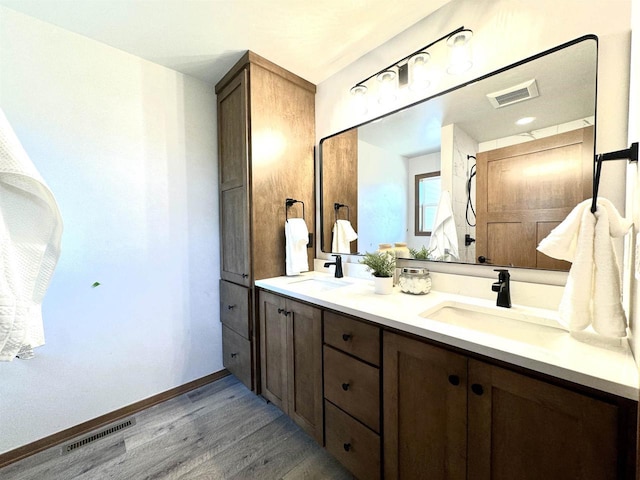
[220,279,250,338]
[222,325,252,388]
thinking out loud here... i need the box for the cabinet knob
[448,375,460,386]
[342,333,352,341]
[284,310,291,316]
[230,352,238,358]
[277,308,285,315]
[341,382,350,391]
[471,383,484,396]
[343,443,351,452]
[241,273,249,278]
[227,304,236,310]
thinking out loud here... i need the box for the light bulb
[350,84,368,115]
[409,52,430,91]
[446,29,473,75]
[377,70,397,105]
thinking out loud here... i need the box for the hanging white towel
[429,190,459,260]
[0,109,63,360]
[537,198,631,337]
[285,218,309,276]
[331,219,358,254]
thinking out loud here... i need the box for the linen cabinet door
[287,299,323,444]
[218,70,250,287]
[467,359,626,480]
[383,332,467,480]
[258,291,288,412]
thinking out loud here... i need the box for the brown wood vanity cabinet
[215,52,315,391]
[323,311,382,480]
[258,290,323,444]
[383,331,637,480]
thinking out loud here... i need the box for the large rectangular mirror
[320,36,597,271]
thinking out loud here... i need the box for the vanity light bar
[350,25,469,92]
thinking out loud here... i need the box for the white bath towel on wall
[285,218,309,276]
[0,109,63,361]
[537,198,631,337]
[429,190,459,260]
[331,219,357,254]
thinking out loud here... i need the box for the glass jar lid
[401,267,429,275]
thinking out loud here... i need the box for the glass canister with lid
[398,267,431,295]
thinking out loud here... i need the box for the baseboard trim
[0,369,230,469]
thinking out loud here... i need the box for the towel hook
[334,202,350,222]
[285,198,305,222]
[591,142,638,213]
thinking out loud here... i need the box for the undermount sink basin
[286,277,353,292]
[420,301,566,347]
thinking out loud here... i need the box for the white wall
[357,140,408,251]
[0,7,221,454]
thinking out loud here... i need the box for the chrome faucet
[324,254,343,278]
[492,269,511,308]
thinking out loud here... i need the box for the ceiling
[0,0,452,86]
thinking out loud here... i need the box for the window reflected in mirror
[415,172,441,236]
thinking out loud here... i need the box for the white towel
[0,108,63,360]
[429,191,459,260]
[537,198,631,337]
[331,219,358,254]
[285,218,309,276]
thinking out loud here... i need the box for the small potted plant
[360,250,396,294]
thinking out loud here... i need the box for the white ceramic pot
[373,276,394,295]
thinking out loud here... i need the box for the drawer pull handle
[230,352,238,358]
[227,304,236,310]
[343,443,351,452]
[471,383,484,396]
[448,375,460,386]
[342,333,352,341]
[341,382,350,391]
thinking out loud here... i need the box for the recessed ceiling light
[516,116,535,125]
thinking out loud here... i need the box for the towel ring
[334,203,350,222]
[285,198,305,222]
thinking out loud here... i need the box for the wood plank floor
[0,375,354,479]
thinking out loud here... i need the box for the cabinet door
[258,291,288,412]
[220,187,250,285]
[218,70,250,286]
[467,360,624,480]
[287,299,323,444]
[383,332,467,480]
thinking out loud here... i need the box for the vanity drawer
[325,400,381,480]
[324,311,380,366]
[222,325,252,388]
[220,280,250,339]
[324,345,380,432]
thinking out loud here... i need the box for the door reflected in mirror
[320,36,599,271]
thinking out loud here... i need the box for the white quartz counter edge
[255,273,639,400]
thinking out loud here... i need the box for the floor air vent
[62,418,135,454]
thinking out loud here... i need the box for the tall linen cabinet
[215,52,316,391]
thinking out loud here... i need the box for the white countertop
[255,272,639,400]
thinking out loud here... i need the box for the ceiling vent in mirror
[487,79,539,108]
